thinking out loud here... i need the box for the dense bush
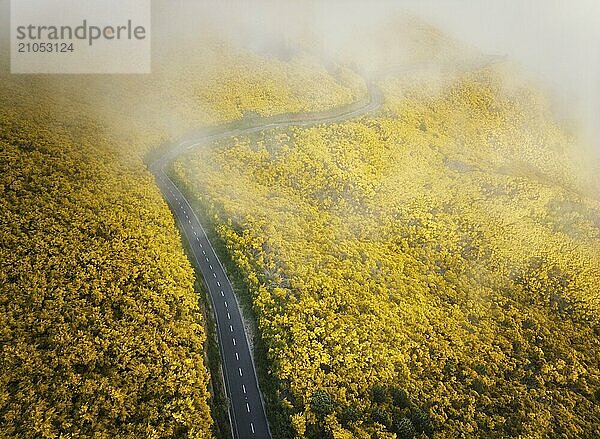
[0,79,214,437]
[174,65,600,437]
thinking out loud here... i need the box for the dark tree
[310,390,334,417]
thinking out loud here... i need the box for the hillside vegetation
[0,76,217,438]
[173,65,600,438]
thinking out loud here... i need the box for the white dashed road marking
[238,368,243,377]
[246,402,250,413]
[242,384,247,394]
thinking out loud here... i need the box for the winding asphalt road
[149,56,502,439]
[150,84,383,439]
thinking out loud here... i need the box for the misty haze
[1,1,599,438]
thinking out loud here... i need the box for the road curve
[150,83,383,439]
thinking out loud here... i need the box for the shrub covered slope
[174,66,600,438]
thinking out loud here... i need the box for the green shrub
[310,390,334,417]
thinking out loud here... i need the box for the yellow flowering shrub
[174,66,600,438]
